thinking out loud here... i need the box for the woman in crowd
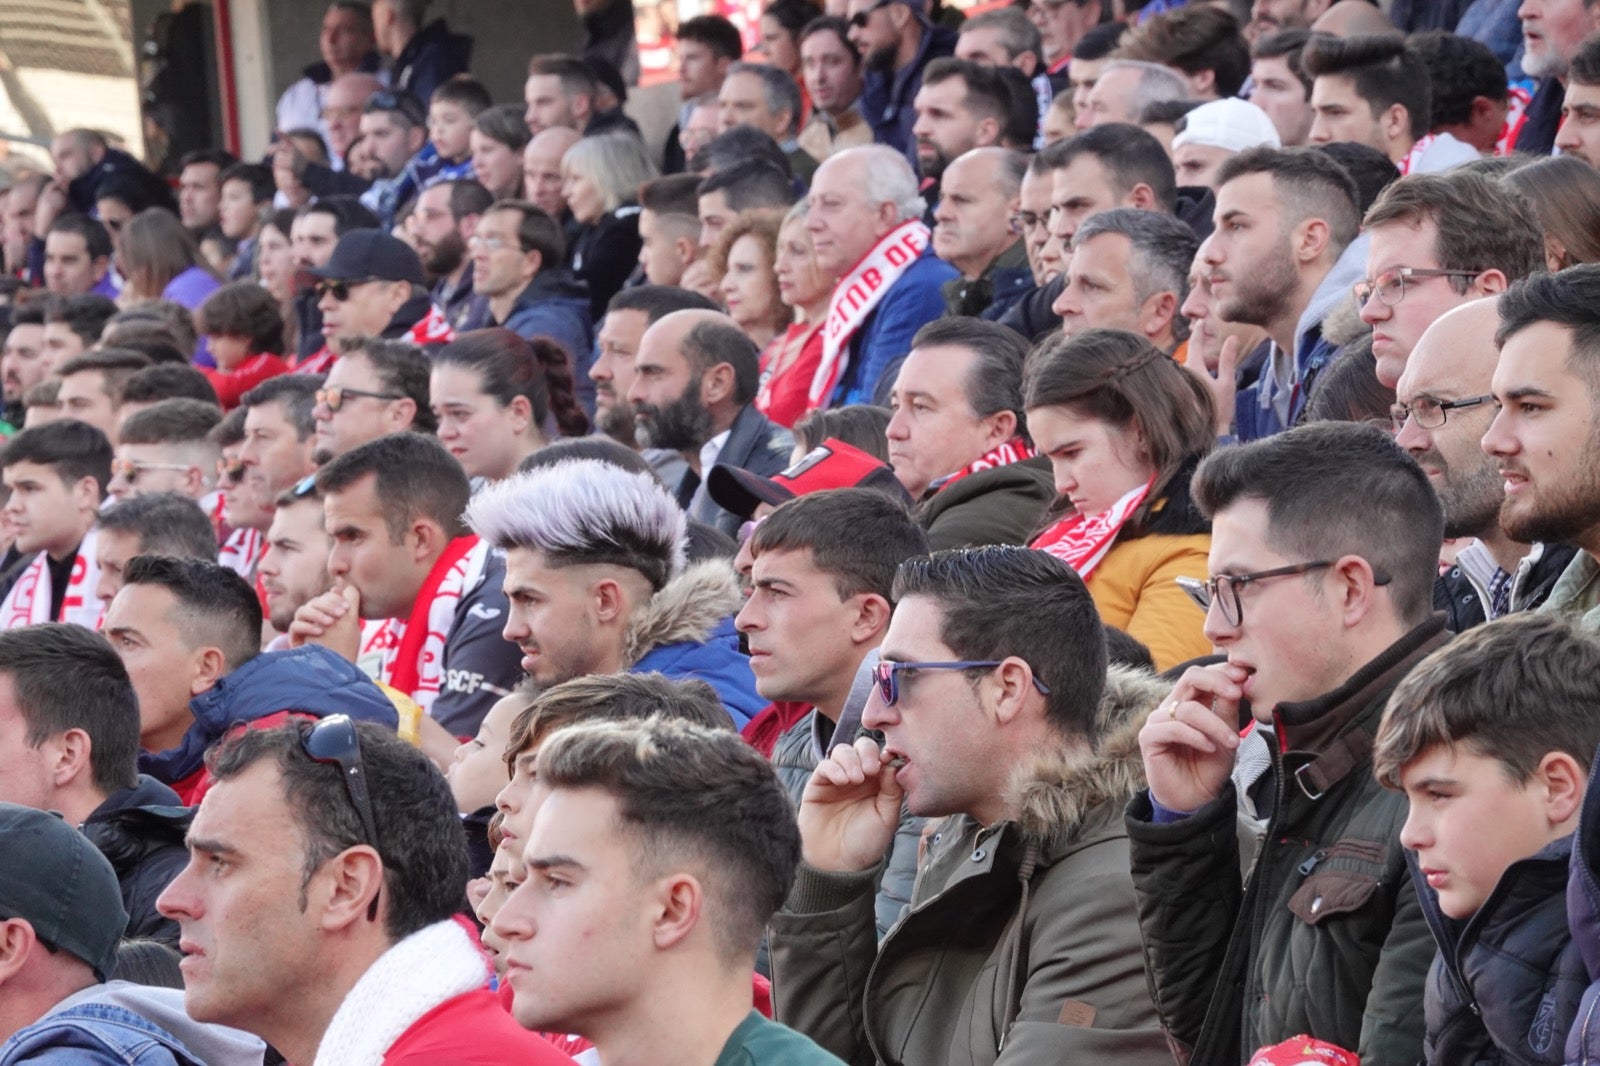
[761,202,831,428]
[760,0,822,115]
[712,210,789,354]
[560,131,657,320]
[471,103,531,201]
[118,209,221,313]
[254,208,299,339]
[1504,155,1600,271]
[430,328,589,483]
[1023,328,1216,671]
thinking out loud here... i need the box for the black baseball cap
[309,229,426,287]
[0,804,127,980]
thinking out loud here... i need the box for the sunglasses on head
[300,714,382,922]
[872,659,1051,707]
[314,277,382,302]
[849,0,895,27]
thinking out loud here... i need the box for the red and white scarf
[296,345,337,376]
[1030,478,1153,580]
[933,437,1037,493]
[809,220,932,406]
[365,536,487,714]
[1495,85,1533,157]
[217,526,263,579]
[408,304,456,346]
[0,528,102,630]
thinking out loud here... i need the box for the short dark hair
[1311,141,1398,215]
[1215,145,1361,249]
[751,488,927,600]
[678,14,744,60]
[0,623,139,794]
[1190,421,1442,624]
[47,214,113,261]
[117,399,223,446]
[338,337,436,434]
[97,492,219,564]
[535,716,797,962]
[1374,612,1600,789]
[1252,28,1312,96]
[606,285,721,323]
[302,196,381,237]
[697,159,796,213]
[430,74,493,116]
[179,149,238,173]
[1495,265,1600,393]
[506,671,735,764]
[1117,5,1250,98]
[682,319,761,405]
[695,125,792,178]
[1073,21,1126,61]
[440,179,493,222]
[57,349,152,405]
[205,719,468,942]
[44,294,119,346]
[892,546,1107,738]
[1571,34,1600,87]
[119,365,221,408]
[108,327,190,368]
[0,419,112,492]
[638,174,703,218]
[219,162,275,205]
[792,405,893,463]
[316,433,471,541]
[529,53,599,98]
[1362,170,1544,291]
[909,317,1031,441]
[922,57,1016,129]
[484,200,566,265]
[518,436,662,481]
[1302,34,1431,139]
[1408,30,1508,128]
[196,281,286,355]
[241,375,321,439]
[1041,123,1177,213]
[121,555,263,671]
[798,15,858,62]
[474,102,530,153]
[105,301,198,355]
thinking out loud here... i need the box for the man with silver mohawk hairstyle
[467,457,765,726]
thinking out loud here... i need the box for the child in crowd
[195,281,290,409]
[446,683,536,878]
[1373,612,1600,1065]
[420,76,492,187]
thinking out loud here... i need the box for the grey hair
[1073,207,1198,341]
[726,62,803,138]
[960,7,1043,64]
[1102,59,1191,116]
[465,459,688,591]
[846,145,926,223]
[562,132,661,215]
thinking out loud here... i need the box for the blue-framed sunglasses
[873,659,1051,707]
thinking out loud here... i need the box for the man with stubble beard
[409,179,493,332]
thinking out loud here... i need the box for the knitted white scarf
[312,918,491,1066]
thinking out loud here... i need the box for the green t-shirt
[713,1011,847,1066]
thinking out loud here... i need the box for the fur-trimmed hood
[623,560,746,667]
[1008,664,1169,849]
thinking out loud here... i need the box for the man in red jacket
[158,717,571,1065]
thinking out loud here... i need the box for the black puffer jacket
[1434,541,1579,633]
[81,775,192,946]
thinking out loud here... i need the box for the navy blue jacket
[392,19,473,109]
[860,24,958,167]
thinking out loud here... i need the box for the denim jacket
[0,983,264,1066]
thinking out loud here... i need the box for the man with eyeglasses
[1129,420,1447,1065]
[460,201,593,362]
[935,147,1033,319]
[770,545,1169,1061]
[310,230,435,364]
[1028,0,1100,78]
[1356,170,1545,389]
[845,0,957,164]
[1396,300,1576,632]
[311,337,433,464]
[157,716,568,1064]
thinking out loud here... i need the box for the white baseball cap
[1171,98,1282,153]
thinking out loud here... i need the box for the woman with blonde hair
[1504,155,1600,271]
[1024,328,1217,670]
[756,201,833,428]
[560,131,658,318]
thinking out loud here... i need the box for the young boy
[422,76,491,185]
[195,281,290,409]
[1373,612,1600,1065]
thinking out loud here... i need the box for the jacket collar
[623,560,744,667]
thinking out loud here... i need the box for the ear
[981,407,1017,448]
[674,234,700,266]
[72,473,101,511]
[1015,50,1040,76]
[873,198,901,235]
[850,593,894,646]
[44,727,93,790]
[1538,750,1587,826]
[974,114,1000,148]
[0,919,36,982]
[1546,236,1569,273]
[386,280,412,313]
[1138,290,1178,343]
[1125,183,1158,211]
[701,361,737,408]
[987,656,1038,727]
[181,464,207,497]
[388,396,419,431]
[592,576,629,625]
[1379,103,1409,145]
[407,127,427,155]
[315,846,385,932]
[91,256,110,284]
[523,248,545,280]
[1186,69,1215,98]
[190,646,229,696]
[1331,553,1385,627]
[458,213,481,242]
[409,517,445,563]
[574,93,595,124]
[1292,216,1331,265]
[651,872,703,951]
[1471,268,1510,297]
[507,393,534,435]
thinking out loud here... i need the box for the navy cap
[0,803,127,980]
[309,229,426,287]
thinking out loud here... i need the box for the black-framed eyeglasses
[1010,211,1048,233]
[1390,393,1494,432]
[300,714,381,921]
[1176,561,1393,627]
[849,0,894,27]
[1353,267,1482,308]
[314,277,381,302]
[873,659,1051,707]
[316,385,404,412]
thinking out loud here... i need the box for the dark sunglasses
[300,714,381,921]
[219,457,246,484]
[314,277,381,302]
[873,659,1051,707]
[365,89,427,127]
[849,0,894,27]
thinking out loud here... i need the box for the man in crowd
[258,478,334,638]
[1488,267,1600,628]
[177,150,235,235]
[0,803,263,1062]
[669,15,743,171]
[41,295,117,374]
[409,179,491,332]
[109,399,222,514]
[158,719,565,1063]
[493,716,842,1062]
[1029,0,1100,78]
[935,147,1032,320]
[372,0,472,105]
[886,318,1053,550]
[291,198,382,365]
[289,433,519,737]
[1170,98,1283,190]
[524,53,634,137]
[523,126,581,225]
[1054,208,1197,355]
[0,421,110,630]
[696,159,797,258]
[772,545,1170,1060]
[797,18,870,163]
[463,200,592,359]
[311,337,433,464]
[627,309,792,536]
[238,376,321,543]
[42,215,116,298]
[318,73,385,168]
[1359,170,1543,389]
[1556,36,1600,167]
[636,174,705,289]
[1250,29,1315,146]
[1396,300,1576,631]
[1410,30,1511,154]
[1076,60,1190,129]
[719,62,816,182]
[276,0,383,135]
[311,230,433,356]
[1514,0,1600,153]
[1197,146,1362,438]
[1,303,46,428]
[1015,155,1059,287]
[848,0,958,163]
[95,493,220,608]
[807,145,957,405]
[1128,421,1443,1063]
[911,59,1011,196]
[467,458,764,724]
[54,350,150,446]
